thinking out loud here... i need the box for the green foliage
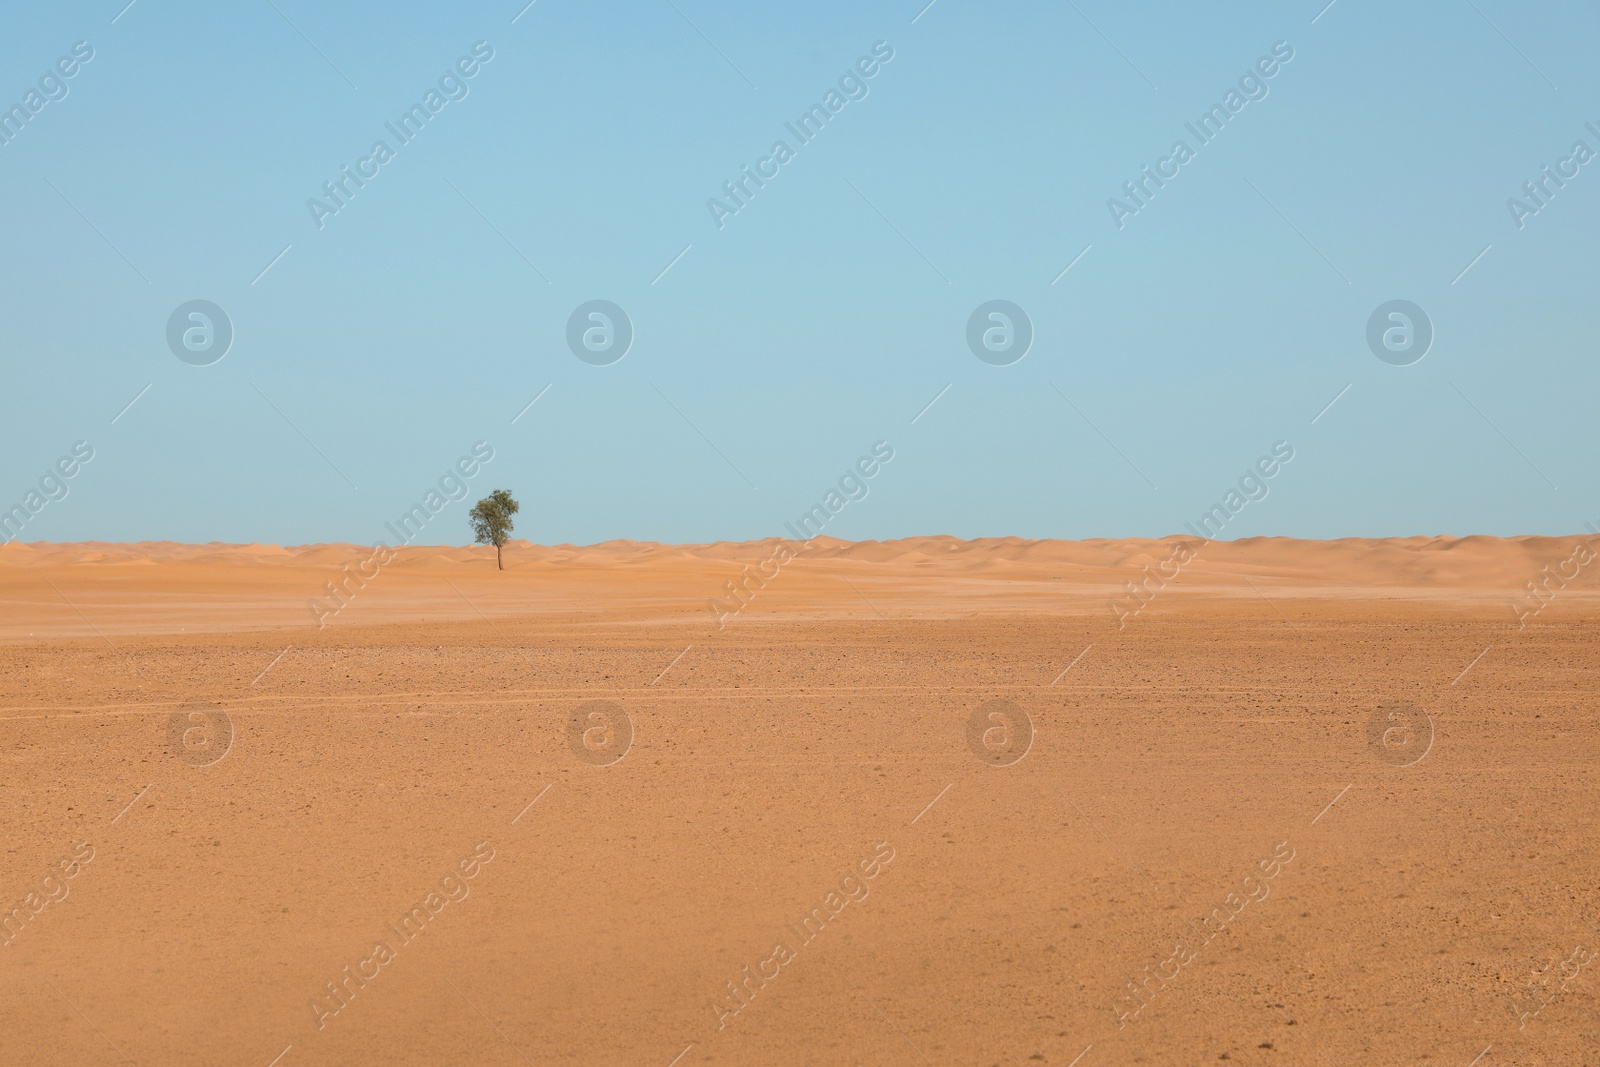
[468,489,518,548]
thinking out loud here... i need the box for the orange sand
[2,536,1596,1065]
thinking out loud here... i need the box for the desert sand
[2,535,1597,1065]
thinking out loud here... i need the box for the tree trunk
[496,542,503,570]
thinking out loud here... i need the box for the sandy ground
[2,535,1598,1066]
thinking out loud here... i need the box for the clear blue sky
[2,0,1596,545]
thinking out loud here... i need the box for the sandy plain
[2,535,1597,1066]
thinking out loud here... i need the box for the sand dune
[1,534,1593,640]
[3,534,1597,1065]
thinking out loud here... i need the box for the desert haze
[1,533,1589,635]
[3,535,1597,1065]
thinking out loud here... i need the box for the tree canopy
[468,489,519,570]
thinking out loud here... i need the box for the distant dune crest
[4,533,1597,641]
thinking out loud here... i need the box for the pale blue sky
[2,0,1596,545]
